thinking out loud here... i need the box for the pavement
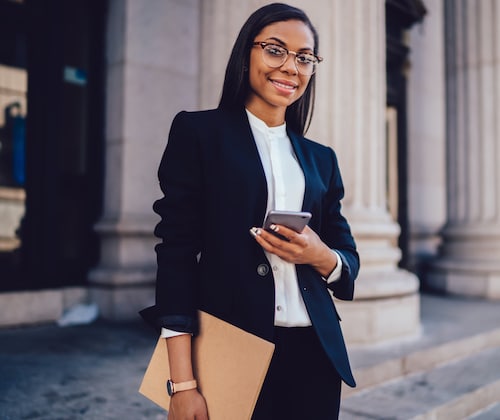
[0,317,165,420]
[339,293,500,420]
[0,292,499,420]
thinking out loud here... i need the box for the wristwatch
[166,379,198,396]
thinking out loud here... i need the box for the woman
[140,3,359,419]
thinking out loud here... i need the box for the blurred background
[1,0,499,340]
[1,0,500,418]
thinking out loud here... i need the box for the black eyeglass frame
[252,41,323,75]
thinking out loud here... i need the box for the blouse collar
[245,109,287,138]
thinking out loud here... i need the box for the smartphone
[263,210,312,233]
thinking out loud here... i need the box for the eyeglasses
[252,41,323,76]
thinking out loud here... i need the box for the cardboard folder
[139,311,275,420]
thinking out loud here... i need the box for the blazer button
[257,264,269,276]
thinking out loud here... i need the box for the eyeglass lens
[262,44,317,75]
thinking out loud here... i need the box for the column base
[89,283,154,321]
[88,265,156,321]
[336,269,421,345]
[427,259,500,299]
[88,216,158,320]
[425,223,500,299]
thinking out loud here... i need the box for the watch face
[166,379,174,396]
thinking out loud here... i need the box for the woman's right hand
[168,389,208,420]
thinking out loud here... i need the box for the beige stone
[338,293,420,345]
[429,0,500,299]
[62,287,89,310]
[90,0,200,320]
[89,285,154,321]
[0,290,63,328]
[407,0,446,270]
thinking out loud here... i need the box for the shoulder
[303,135,333,153]
[290,132,342,184]
[293,131,338,162]
[168,108,249,152]
[172,108,238,126]
[170,108,249,145]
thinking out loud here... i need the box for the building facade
[0,0,498,346]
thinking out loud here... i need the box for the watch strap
[169,379,197,395]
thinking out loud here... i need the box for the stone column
[428,0,500,298]
[407,0,447,274]
[200,0,420,344]
[313,0,420,344]
[88,0,201,319]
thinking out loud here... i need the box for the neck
[245,103,285,127]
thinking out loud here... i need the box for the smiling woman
[245,19,317,126]
[140,3,359,420]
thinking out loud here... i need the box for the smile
[270,79,298,91]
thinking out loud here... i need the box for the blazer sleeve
[322,149,360,300]
[139,111,202,334]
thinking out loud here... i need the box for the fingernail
[270,224,279,232]
[249,227,261,237]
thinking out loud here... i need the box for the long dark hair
[218,3,320,135]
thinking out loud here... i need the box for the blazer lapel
[226,108,269,223]
[288,130,314,213]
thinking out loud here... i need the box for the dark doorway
[0,0,106,290]
[385,0,426,269]
[0,0,28,286]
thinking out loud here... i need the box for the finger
[263,228,309,262]
[250,227,277,248]
[270,225,311,250]
[268,224,297,241]
[250,228,302,262]
[250,227,284,251]
[264,225,291,242]
[250,227,279,243]
[262,226,295,247]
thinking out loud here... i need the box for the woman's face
[245,19,315,123]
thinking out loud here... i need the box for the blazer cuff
[326,250,355,300]
[139,306,199,335]
[323,250,343,284]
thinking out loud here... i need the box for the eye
[296,53,316,65]
[264,44,286,57]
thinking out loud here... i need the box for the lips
[270,78,298,92]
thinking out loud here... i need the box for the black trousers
[252,326,342,420]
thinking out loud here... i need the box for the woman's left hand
[250,225,337,278]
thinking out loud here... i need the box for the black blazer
[140,107,360,387]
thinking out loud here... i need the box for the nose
[280,52,298,75]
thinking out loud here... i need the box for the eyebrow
[264,36,314,52]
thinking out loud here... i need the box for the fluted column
[407,0,446,273]
[200,0,420,344]
[428,0,500,298]
[314,0,420,344]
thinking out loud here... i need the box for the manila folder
[139,311,275,419]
